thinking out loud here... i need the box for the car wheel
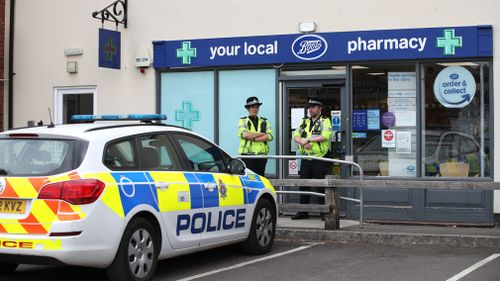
[241,198,276,254]
[106,217,159,281]
[0,263,18,274]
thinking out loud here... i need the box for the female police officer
[237,97,273,176]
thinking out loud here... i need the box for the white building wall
[9,0,500,208]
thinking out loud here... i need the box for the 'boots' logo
[292,34,328,61]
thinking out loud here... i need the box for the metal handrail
[235,154,365,228]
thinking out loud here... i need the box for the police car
[0,114,277,281]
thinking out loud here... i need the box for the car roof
[0,122,192,141]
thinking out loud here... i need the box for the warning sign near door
[289,160,299,175]
[382,129,396,148]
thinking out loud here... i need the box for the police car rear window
[0,138,87,176]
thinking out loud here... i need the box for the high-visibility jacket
[238,116,273,155]
[293,115,332,157]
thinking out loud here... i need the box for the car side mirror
[229,158,246,175]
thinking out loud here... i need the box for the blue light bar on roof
[71,114,167,122]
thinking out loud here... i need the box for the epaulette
[240,116,248,119]
[260,117,267,120]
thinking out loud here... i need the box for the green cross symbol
[176,41,197,64]
[437,29,462,55]
[175,101,200,129]
[104,38,117,61]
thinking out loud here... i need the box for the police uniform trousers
[242,157,267,176]
[299,158,330,205]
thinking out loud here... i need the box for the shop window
[218,69,277,176]
[161,72,215,140]
[422,62,490,177]
[352,64,416,177]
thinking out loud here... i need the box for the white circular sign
[433,66,476,108]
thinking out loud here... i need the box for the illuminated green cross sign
[437,29,462,55]
[176,41,197,64]
[104,38,117,61]
[175,101,200,129]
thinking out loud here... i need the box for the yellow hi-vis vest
[238,116,273,155]
[293,115,332,157]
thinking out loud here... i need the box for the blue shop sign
[153,25,492,68]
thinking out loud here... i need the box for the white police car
[0,114,277,281]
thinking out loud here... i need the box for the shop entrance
[282,79,351,209]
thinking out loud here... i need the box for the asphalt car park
[4,240,499,281]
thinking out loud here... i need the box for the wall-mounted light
[299,22,316,33]
[64,48,83,57]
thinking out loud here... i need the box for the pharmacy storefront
[153,25,494,224]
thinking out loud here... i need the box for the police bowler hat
[308,98,323,107]
[245,96,262,108]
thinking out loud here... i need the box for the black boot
[291,212,309,220]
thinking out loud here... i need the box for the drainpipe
[8,0,15,129]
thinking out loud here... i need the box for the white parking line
[446,253,500,281]
[176,243,322,281]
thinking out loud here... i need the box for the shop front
[153,25,494,224]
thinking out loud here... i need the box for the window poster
[352,110,367,131]
[388,158,416,177]
[388,72,417,128]
[396,130,412,154]
[388,72,416,97]
[382,129,396,148]
[367,109,380,130]
[291,108,305,129]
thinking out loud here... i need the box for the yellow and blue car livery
[0,115,277,279]
[0,163,275,267]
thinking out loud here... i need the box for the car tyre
[241,198,276,254]
[106,217,159,281]
[0,263,18,274]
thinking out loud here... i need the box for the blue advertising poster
[99,28,121,69]
[352,110,367,131]
[153,25,492,68]
[367,109,380,130]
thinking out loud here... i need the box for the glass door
[283,81,347,178]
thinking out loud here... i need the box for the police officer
[238,97,273,176]
[291,98,333,220]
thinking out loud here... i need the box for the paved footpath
[277,217,500,248]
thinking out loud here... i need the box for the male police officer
[238,97,273,176]
[292,98,333,220]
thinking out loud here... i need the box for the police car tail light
[38,179,105,205]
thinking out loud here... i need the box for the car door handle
[156,182,169,190]
[204,183,217,192]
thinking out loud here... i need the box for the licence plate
[0,199,27,214]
